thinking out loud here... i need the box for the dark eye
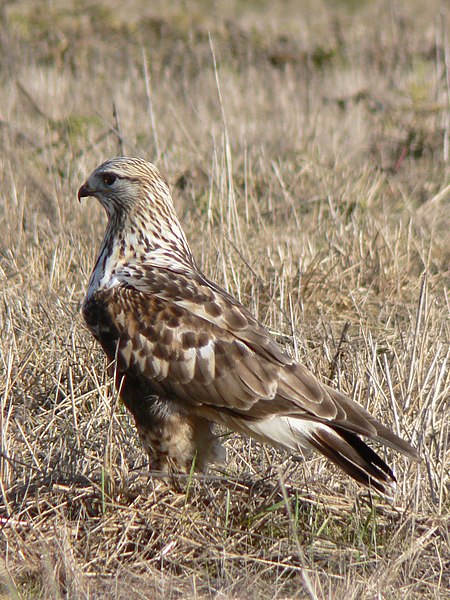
[103,173,117,186]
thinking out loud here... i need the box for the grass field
[0,0,449,598]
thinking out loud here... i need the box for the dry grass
[0,0,449,597]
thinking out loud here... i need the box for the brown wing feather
[85,274,419,462]
[119,267,292,366]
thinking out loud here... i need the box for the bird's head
[78,156,173,220]
[78,156,194,268]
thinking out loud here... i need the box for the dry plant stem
[0,1,448,598]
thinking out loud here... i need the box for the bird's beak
[78,183,92,202]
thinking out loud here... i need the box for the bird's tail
[236,416,398,494]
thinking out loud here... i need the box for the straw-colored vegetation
[0,0,449,598]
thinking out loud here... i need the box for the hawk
[78,157,419,493]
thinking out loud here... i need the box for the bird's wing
[118,264,292,366]
[86,266,418,461]
[88,268,337,416]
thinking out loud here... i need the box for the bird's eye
[103,173,117,186]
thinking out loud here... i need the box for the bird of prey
[78,156,419,493]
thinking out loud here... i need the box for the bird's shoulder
[99,264,293,367]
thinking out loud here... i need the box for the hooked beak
[78,183,93,202]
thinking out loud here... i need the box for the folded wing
[85,267,418,493]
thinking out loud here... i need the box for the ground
[0,0,449,598]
